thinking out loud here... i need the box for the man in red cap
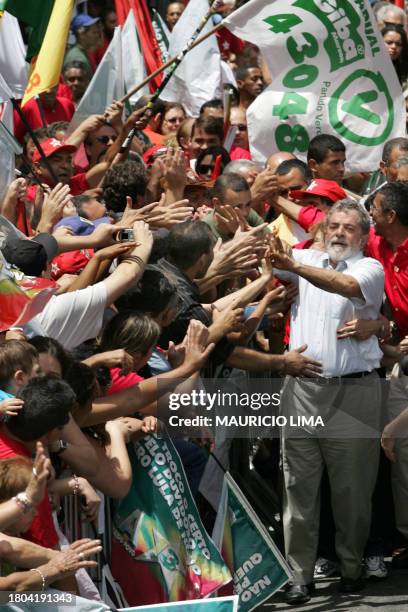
[271,178,347,234]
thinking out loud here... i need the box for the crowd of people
[0,0,408,608]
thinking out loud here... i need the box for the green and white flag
[213,473,291,612]
[119,595,238,611]
[152,9,170,63]
[224,0,405,172]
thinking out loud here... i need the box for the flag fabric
[0,0,54,63]
[22,0,75,106]
[212,473,291,612]
[121,9,149,105]
[0,252,57,332]
[69,26,123,132]
[115,0,163,91]
[111,434,232,607]
[0,11,27,101]
[223,0,405,172]
[152,9,170,64]
[0,105,22,203]
[161,0,222,116]
[118,595,239,612]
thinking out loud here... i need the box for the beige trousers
[281,373,381,584]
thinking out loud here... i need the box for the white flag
[69,26,123,132]
[161,0,222,116]
[0,102,22,203]
[0,12,28,102]
[224,0,405,172]
[121,9,149,105]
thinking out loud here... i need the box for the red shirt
[108,368,144,395]
[13,97,75,143]
[0,430,58,548]
[295,206,408,337]
[230,146,251,161]
[366,229,408,337]
[26,173,90,203]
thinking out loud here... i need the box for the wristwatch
[50,439,69,455]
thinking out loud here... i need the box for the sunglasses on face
[95,135,114,144]
[231,123,247,132]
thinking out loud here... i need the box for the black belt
[338,370,372,379]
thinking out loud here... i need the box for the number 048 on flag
[223,0,405,172]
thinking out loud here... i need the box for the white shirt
[32,282,107,350]
[279,249,385,377]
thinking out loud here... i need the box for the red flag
[115,0,163,92]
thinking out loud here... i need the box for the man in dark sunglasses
[84,124,117,168]
[230,106,250,154]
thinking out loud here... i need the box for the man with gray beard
[269,199,385,604]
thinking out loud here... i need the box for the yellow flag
[22,0,74,106]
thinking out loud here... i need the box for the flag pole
[118,20,224,105]
[10,99,60,186]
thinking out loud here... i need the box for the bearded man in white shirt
[270,199,385,605]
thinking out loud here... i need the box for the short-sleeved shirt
[63,45,94,80]
[203,208,265,242]
[32,282,107,350]
[277,249,384,376]
[13,97,75,142]
[366,230,408,338]
[0,429,59,548]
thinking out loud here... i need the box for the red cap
[50,249,94,280]
[32,138,77,163]
[290,179,347,203]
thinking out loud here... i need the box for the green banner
[113,435,231,604]
[213,473,291,612]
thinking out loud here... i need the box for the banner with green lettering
[112,435,232,607]
[212,473,291,612]
[224,0,405,172]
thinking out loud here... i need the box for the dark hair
[102,160,147,213]
[192,116,224,142]
[28,336,72,378]
[167,220,214,269]
[382,24,408,84]
[307,134,346,163]
[65,361,97,408]
[63,60,88,74]
[382,137,408,165]
[0,341,38,390]
[72,194,92,218]
[196,146,231,176]
[133,95,166,118]
[10,376,74,441]
[276,158,313,183]
[377,181,408,226]
[211,172,250,201]
[47,121,70,138]
[99,311,161,355]
[116,266,177,315]
[70,342,112,392]
[236,64,260,81]
[199,98,224,115]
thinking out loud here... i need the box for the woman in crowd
[382,24,408,86]
[160,102,187,136]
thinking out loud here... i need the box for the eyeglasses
[164,116,183,124]
[95,135,114,144]
[231,123,247,132]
